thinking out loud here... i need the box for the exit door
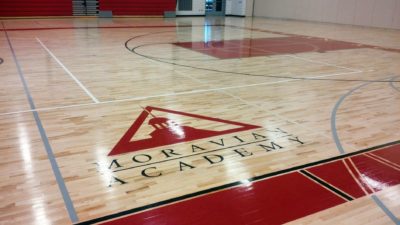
[205,0,226,16]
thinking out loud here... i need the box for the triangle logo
[108,106,261,156]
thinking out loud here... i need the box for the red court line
[0,24,223,32]
[84,143,400,225]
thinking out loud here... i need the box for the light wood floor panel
[0,114,70,225]
[0,17,399,224]
[286,188,400,225]
[31,28,211,101]
[376,185,400,220]
[0,35,31,114]
[3,32,95,108]
[292,48,400,73]
[36,92,339,220]
[224,71,400,151]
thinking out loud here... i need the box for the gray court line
[371,195,400,224]
[390,77,400,92]
[2,22,79,223]
[331,76,399,224]
[330,81,372,154]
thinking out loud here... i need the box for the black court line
[300,170,354,201]
[125,32,400,84]
[75,140,400,225]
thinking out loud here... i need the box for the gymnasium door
[73,0,98,16]
[205,0,226,16]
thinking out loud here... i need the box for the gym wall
[254,0,400,29]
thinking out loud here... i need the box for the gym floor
[0,17,399,224]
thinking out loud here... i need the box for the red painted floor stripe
[307,160,367,198]
[371,144,400,166]
[174,37,367,59]
[350,154,400,192]
[99,172,345,225]
[77,143,400,225]
[343,158,375,194]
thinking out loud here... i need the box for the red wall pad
[0,0,72,17]
[99,0,176,16]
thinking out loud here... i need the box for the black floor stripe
[300,170,354,201]
[75,140,400,225]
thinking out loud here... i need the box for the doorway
[205,0,226,16]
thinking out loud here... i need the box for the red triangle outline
[108,106,261,156]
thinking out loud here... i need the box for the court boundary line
[0,70,362,117]
[331,81,374,154]
[75,140,400,225]
[299,169,354,201]
[164,38,363,72]
[172,68,335,140]
[128,35,397,83]
[36,37,100,103]
[2,22,79,223]
[198,37,363,73]
[283,54,362,73]
[390,77,400,92]
[330,76,398,154]
[371,195,400,225]
[330,76,400,224]
[228,25,400,54]
[177,46,400,224]
[227,40,363,72]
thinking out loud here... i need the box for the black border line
[75,140,400,225]
[300,170,354,201]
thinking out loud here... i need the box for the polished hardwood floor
[0,17,399,225]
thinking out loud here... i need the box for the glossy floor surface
[0,17,399,225]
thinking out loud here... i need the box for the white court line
[235,41,363,73]
[283,54,363,73]
[0,70,363,117]
[0,69,362,116]
[36,37,100,103]
[172,69,367,140]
